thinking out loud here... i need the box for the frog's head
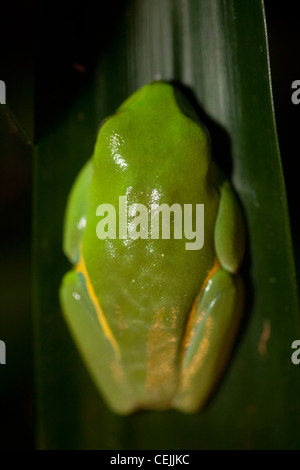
[93,81,212,192]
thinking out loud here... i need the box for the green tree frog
[60,81,245,414]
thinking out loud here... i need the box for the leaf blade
[34,0,300,449]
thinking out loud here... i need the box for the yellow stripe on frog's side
[76,253,121,359]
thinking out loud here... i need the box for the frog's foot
[172,268,244,413]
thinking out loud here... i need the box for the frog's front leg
[59,270,136,415]
[172,179,245,413]
[63,158,93,264]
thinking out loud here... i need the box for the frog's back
[82,82,220,407]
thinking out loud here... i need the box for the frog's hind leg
[60,270,136,415]
[172,268,244,413]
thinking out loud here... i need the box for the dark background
[0,0,299,450]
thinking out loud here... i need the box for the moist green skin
[60,81,245,414]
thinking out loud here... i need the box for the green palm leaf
[34,0,299,449]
